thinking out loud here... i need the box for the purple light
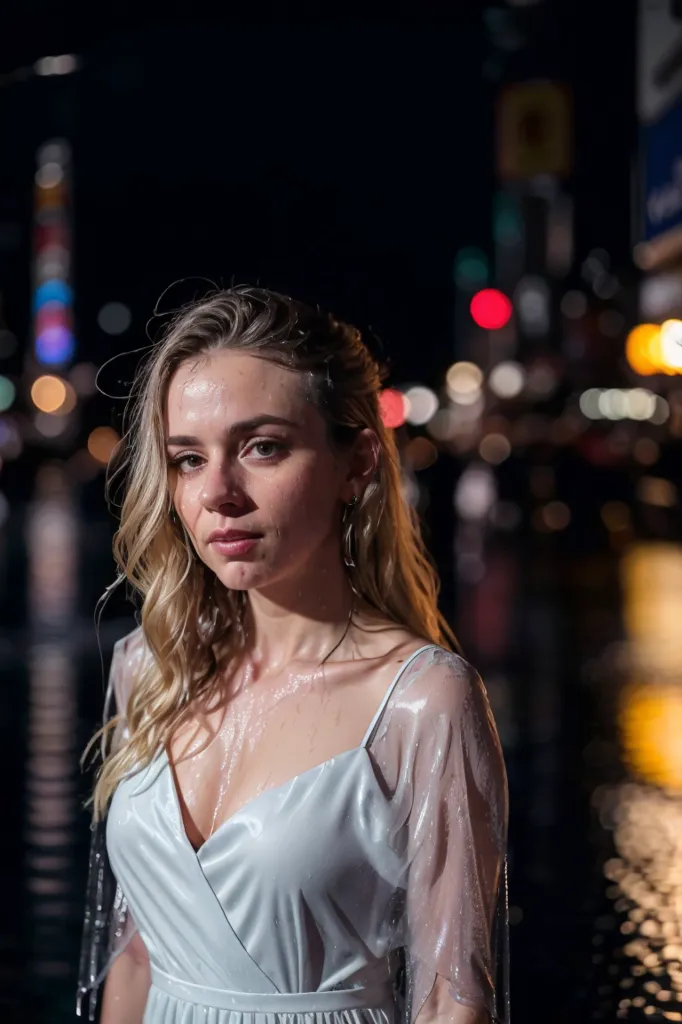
[36,325,75,364]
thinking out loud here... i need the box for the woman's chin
[215,564,270,591]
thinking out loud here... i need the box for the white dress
[77,628,510,1024]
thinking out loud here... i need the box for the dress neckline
[164,642,439,857]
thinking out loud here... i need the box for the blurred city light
[626,324,662,376]
[34,412,69,438]
[479,433,512,464]
[489,360,526,399]
[453,247,489,290]
[454,463,497,520]
[32,140,75,370]
[470,288,513,330]
[87,427,120,465]
[637,477,678,508]
[626,320,682,376]
[0,376,16,412]
[404,385,439,426]
[34,55,78,76]
[427,408,459,442]
[660,319,682,372]
[34,163,64,189]
[446,361,484,404]
[579,388,662,422]
[30,375,67,414]
[378,388,408,428]
[97,301,132,335]
[514,275,550,336]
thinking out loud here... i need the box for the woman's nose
[198,462,246,513]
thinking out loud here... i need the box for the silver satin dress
[78,629,510,1024]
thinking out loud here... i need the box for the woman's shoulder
[387,635,483,709]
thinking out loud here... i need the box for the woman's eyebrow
[165,415,300,448]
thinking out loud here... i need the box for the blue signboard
[643,99,682,244]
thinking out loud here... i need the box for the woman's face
[164,349,363,593]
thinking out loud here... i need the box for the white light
[445,362,483,404]
[35,163,64,189]
[624,389,657,421]
[404,386,439,426]
[454,464,497,521]
[37,141,70,166]
[97,302,132,336]
[660,319,682,371]
[489,361,525,399]
[651,396,670,425]
[640,273,682,320]
[35,55,78,76]
[579,388,602,419]
[598,389,628,420]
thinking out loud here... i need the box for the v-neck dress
[80,633,510,1024]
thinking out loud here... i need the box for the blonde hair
[87,285,459,820]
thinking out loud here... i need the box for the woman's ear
[342,428,380,502]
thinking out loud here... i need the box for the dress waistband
[150,964,395,1013]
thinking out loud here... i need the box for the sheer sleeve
[76,626,146,1020]
[372,647,510,1024]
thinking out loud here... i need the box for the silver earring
[342,494,358,569]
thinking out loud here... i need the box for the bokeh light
[0,377,16,412]
[446,362,484,404]
[97,302,132,335]
[404,386,439,426]
[31,376,67,414]
[489,361,526,399]
[470,288,513,330]
[87,427,120,465]
[378,388,408,429]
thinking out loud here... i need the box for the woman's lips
[209,536,261,556]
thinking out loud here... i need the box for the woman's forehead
[164,350,316,432]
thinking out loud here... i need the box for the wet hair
[87,285,459,819]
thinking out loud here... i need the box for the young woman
[77,286,510,1024]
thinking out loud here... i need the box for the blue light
[34,279,72,311]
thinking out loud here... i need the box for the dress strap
[361,643,440,749]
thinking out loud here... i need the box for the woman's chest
[165,667,397,848]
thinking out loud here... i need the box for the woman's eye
[169,454,202,473]
[247,440,285,459]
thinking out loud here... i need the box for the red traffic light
[470,288,512,330]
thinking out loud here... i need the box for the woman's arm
[415,974,489,1024]
[99,931,151,1024]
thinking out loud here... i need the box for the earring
[342,494,358,569]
